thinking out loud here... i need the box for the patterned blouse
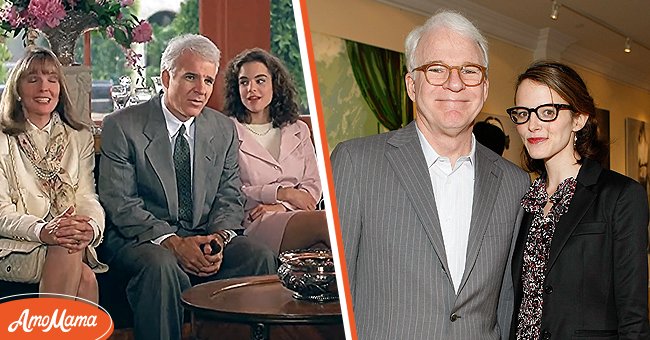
[516,175,577,339]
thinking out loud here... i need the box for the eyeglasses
[411,62,487,87]
[506,103,574,124]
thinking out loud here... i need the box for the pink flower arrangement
[0,0,152,65]
[27,0,67,29]
[131,20,151,43]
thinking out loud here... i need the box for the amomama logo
[0,294,113,339]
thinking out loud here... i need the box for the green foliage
[270,0,307,112]
[76,32,130,83]
[170,0,199,33]
[146,0,199,82]
[0,0,10,82]
[0,42,11,82]
[73,1,142,83]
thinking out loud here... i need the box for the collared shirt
[26,117,53,155]
[161,94,195,178]
[417,126,476,293]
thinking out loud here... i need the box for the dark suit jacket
[511,159,650,339]
[98,96,245,263]
[332,122,530,340]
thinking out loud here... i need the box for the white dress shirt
[417,126,476,293]
[161,95,195,177]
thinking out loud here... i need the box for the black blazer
[510,159,649,340]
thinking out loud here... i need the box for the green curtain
[345,40,414,131]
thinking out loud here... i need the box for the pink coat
[232,117,322,254]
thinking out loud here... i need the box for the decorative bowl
[277,249,338,302]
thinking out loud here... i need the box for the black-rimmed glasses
[506,103,574,124]
[411,62,487,87]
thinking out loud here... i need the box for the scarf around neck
[15,113,75,216]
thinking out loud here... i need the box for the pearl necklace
[244,123,273,136]
[28,160,62,181]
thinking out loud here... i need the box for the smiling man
[331,10,529,340]
[98,34,276,340]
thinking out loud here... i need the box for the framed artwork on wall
[625,117,650,196]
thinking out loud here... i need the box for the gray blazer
[331,122,529,340]
[98,96,245,263]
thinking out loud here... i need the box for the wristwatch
[216,230,236,247]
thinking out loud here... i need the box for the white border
[291,1,354,339]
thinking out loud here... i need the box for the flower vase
[39,10,97,128]
[41,11,99,66]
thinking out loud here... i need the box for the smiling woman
[18,66,62,126]
[509,60,649,339]
[0,46,107,303]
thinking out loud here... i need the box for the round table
[181,275,345,340]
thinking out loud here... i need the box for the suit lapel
[457,145,503,292]
[235,120,302,167]
[191,113,213,228]
[546,159,600,272]
[385,123,452,283]
[143,98,177,218]
[277,123,301,163]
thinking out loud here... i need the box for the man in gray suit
[98,34,276,340]
[331,11,529,339]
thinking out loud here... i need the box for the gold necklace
[244,123,273,136]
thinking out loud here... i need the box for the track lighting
[550,1,559,20]
[549,2,648,55]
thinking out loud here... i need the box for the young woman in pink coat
[224,48,330,255]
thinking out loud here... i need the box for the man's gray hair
[404,10,488,72]
[160,34,221,75]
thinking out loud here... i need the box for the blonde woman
[0,47,106,302]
